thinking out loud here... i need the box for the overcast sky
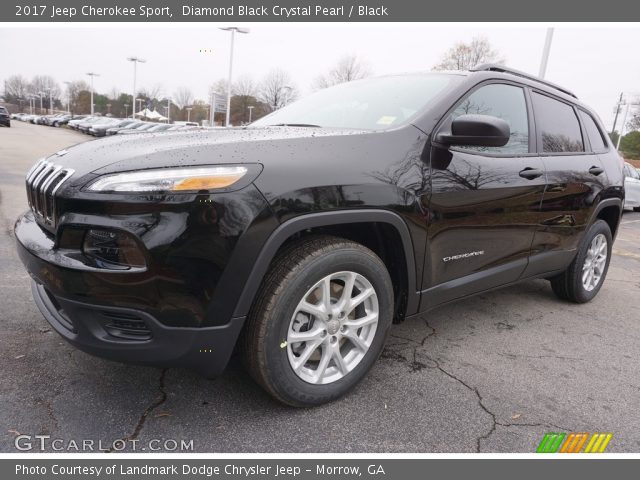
[1,25,638,128]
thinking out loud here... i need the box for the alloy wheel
[286,271,379,385]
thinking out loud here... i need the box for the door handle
[519,167,544,180]
[589,166,604,176]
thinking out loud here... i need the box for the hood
[45,126,372,185]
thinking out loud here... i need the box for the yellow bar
[598,434,613,453]
[584,433,598,453]
[591,434,606,453]
[560,434,575,453]
[573,433,589,453]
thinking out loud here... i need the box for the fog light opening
[83,229,146,269]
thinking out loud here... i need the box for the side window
[450,84,529,155]
[579,110,608,152]
[531,93,584,153]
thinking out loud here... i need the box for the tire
[634,207,640,213]
[241,235,394,407]
[550,219,612,303]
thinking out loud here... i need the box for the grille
[101,311,153,340]
[25,159,74,228]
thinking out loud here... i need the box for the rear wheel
[241,236,394,407]
[550,219,612,303]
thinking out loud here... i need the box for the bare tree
[173,86,194,109]
[139,83,163,100]
[259,68,297,111]
[65,80,90,113]
[108,87,120,101]
[29,75,61,100]
[3,75,30,103]
[233,74,257,97]
[208,78,228,100]
[433,36,505,71]
[313,54,372,90]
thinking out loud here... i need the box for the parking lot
[1,120,639,453]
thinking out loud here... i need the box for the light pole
[538,27,554,79]
[63,81,71,113]
[166,98,171,123]
[220,27,250,127]
[275,85,292,110]
[38,91,44,114]
[209,90,220,126]
[46,87,53,114]
[247,105,254,123]
[136,98,143,116]
[186,107,192,122]
[86,72,99,115]
[127,57,146,120]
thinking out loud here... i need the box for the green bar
[537,434,552,453]
[549,433,566,453]
[542,434,557,453]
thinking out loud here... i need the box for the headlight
[86,166,248,193]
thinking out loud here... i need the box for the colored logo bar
[536,433,612,453]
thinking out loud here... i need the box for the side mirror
[436,114,510,148]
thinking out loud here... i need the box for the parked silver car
[623,162,640,211]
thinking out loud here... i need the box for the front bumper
[13,201,268,376]
[29,279,244,377]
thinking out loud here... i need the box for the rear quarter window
[579,110,608,152]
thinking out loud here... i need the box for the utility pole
[538,28,554,79]
[611,92,624,135]
[86,72,99,115]
[616,102,630,151]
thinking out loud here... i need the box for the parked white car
[623,162,640,211]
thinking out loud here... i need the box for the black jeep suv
[0,106,10,127]
[15,65,624,406]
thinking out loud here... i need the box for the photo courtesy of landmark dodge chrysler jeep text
[15,65,624,406]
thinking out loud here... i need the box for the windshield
[251,74,461,131]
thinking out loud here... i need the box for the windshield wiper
[268,123,322,128]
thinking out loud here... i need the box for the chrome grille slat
[24,159,74,229]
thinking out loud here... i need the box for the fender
[588,197,623,238]
[232,209,420,318]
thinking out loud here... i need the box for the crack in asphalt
[107,369,168,452]
[386,320,569,452]
[39,398,60,435]
[496,352,583,361]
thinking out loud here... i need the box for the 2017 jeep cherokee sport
[15,65,624,406]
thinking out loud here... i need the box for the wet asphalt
[1,121,639,453]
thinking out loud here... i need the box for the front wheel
[550,219,612,303]
[241,236,394,407]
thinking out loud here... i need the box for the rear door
[524,92,608,276]
[422,82,547,308]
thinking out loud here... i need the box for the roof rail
[470,63,577,99]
